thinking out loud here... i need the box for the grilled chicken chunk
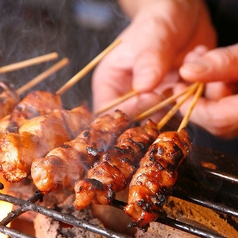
[0,90,62,136]
[31,110,131,194]
[0,106,92,182]
[124,128,191,229]
[74,119,160,210]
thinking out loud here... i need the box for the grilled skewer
[0,56,68,121]
[124,128,191,229]
[31,109,131,194]
[73,119,160,210]
[0,105,92,182]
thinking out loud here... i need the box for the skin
[92,0,238,139]
[92,0,216,119]
[176,44,238,139]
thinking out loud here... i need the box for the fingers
[180,43,238,83]
[174,83,238,139]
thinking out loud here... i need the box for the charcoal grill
[0,145,238,238]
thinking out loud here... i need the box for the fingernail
[182,60,208,73]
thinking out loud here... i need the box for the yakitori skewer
[0,40,121,137]
[73,83,200,211]
[135,83,199,122]
[0,52,58,74]
[95,90,138,116]
[0,58,69,120]
[95,82,199,118]
[123,82,204,228]
[177,83,204,131]
[56,38,121,95]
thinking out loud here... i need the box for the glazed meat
[0,90,62,136]
[31,110,131,194]
[0,106,92,182]
[124,128,191,229]
[73,119,160,210]
[0,81,19,119]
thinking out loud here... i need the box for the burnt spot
[6,121,19,133]
[85,178,104,191]
[61,144,71,149]
[82,130,90,138]
[149,156,157,163]
[169,144,184,166]
[154,193,167,207]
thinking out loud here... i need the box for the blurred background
[0,0,129,108]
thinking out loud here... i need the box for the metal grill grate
[0,146,238,238]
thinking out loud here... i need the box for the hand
[175,44,238,139]
[92,0,216,119]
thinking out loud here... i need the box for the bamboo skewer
[56,39,122,96]
[16,58,69,95]
[95,90,137,115]
[0,52,59,74]
[156,83,200,130]
[177,83,204,132]
[135,82,199,122]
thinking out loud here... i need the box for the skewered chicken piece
[0,81,20,119]
[0,90,62,137]
[73,119,160,210]
[0,105,92,182]
[124,128,191,229]
[31,110,131,194]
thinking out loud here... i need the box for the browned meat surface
[73,119,160,210]
[124,128,191,229]
[31,110,131,194]
[0,81,19,119]
[0,105,92,182]
[0,90,62,136]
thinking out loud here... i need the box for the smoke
[0,0,128,109]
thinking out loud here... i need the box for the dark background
[0,0,129,109]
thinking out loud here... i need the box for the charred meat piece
[0,106,92,182]
[0,81,19,119]
[0,90,62,136]
[31,110,131,194]
[73,119,160,210]
[124,128,191,229]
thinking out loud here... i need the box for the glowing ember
[0,174,12,238]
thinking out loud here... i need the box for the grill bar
[0,192,131,238]
[173,192,238,218]
[0,225,34,238]
[156,217,225,238]
[204,169,238,184]
[0,148,238,237]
